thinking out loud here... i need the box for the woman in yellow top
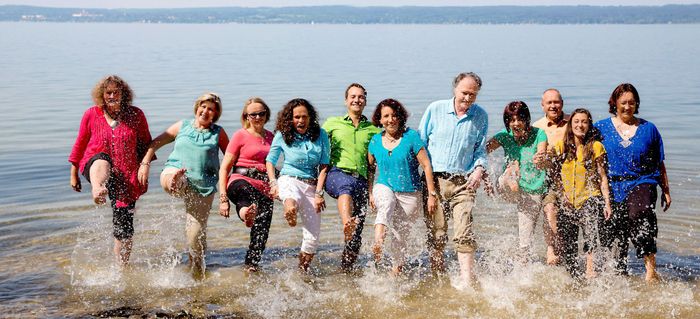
[550,108,612,279]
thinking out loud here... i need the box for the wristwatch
[315,189,325,197]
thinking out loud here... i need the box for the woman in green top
[139,92,229,280]
[486,101,549,262]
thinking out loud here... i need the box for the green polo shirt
[322,114,381,178]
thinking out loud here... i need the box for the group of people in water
[69,72,671,285]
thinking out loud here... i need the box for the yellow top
[553,140,606,209]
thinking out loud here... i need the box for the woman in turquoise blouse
[367,98,437,275]
[139,92,229,280]
[266,98,330,272]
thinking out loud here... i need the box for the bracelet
[140,162,150,166]
[269,179,278,187]
[219,193,228,202]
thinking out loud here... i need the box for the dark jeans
[602,183,658,274]
[558,196,605,278]
[227,179,274,268]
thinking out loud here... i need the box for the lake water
[0,22,698,318]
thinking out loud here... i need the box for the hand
[467,166,485,190]
[70,172,81,192]
[138,164,149,187]
[661,192,672,212]
[604,202,612,220]
[269,185,279,200]
[532,151,546,167]
[315,195,326,213]
[427,194,438,216]
[219,200,230,218]
[369,193,376,211]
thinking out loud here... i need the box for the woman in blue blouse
[367,98,438,275]
[266,98,330,272]
[594,83,671,282]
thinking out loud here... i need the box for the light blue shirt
[266,129,330,179]
[368,128,425,192]
[418,98,488,174]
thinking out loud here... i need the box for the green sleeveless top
[165,119,221,196]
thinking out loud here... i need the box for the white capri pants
[278,175,321,254]
[372,183,422,266]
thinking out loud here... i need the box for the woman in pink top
[218,97,275,272]
[68,75,154,265]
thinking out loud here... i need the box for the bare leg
[239,203,258,228]
[372,224,386,264]
[284,199,298,227]
[114,238,132,266]
[457,252,476,286]
[160,168,187,197]
[298,251,314,272]
[644,254,660,283]
[337,194,358,243]
[430,247,446,273]
[544,202,560,265]
[585,252,596,279]
[90,159,110,205]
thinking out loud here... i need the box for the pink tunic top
[69,105,153,207]
[225,128,274,198]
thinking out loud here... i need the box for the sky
[1,0,698,9]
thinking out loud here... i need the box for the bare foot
[284,200,297,227]
[343,217,358,243]
[239,204,257,228]
[168,168,187,193]
[244,264,259,274]
[546,246,560,265]
[92,185,108,205]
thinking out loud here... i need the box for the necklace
[614,117,637,148]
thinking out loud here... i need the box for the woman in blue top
[367,98,438,275]
[594,83,671,282]
[139,92,229,280]
[266,98,330,272]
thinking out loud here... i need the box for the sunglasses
[247,111,267,118]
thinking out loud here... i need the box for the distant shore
[2,4,700,24]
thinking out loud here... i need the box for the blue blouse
[266,129,330,179]
[369,128,425,192]
[594,118,665,203]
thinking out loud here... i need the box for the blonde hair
[241,97,271,128]
[193,92,222,123]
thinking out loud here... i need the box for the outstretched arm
[138,121,181,186]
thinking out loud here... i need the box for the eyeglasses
[247,111,267,118]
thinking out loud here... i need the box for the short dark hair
[372,98,409,132]
[608,83,640,115]
[275,98,321,145]
[453,72,482,90]
[344,83,367,99]
[503,101,531,132]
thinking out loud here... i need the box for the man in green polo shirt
[322,83,381,270]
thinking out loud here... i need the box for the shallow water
[0,22,698,317]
